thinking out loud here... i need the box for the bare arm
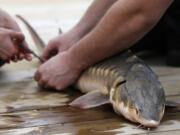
[72,0,118,38]
[68,0,173,69]
[43,0,117,59]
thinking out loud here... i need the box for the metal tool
[22,46,44,62]
[12,37,44,62]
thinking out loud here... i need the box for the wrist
[65,47,88,71]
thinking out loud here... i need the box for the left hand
[34,52,82,90]
[0,9,32,62]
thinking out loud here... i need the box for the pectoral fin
[69,91,109,109]
[165,100,180,107]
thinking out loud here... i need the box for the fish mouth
[137,118,160,128]
[111,101,160,127]
[129,110,160,127]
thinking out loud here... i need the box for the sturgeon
[71,52,165,128]
[17,15,180,128]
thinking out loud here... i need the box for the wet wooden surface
[0,0,180,135]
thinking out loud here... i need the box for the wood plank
[0,99,179,134]
[0,111,179,135]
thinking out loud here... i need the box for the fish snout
[140,119,160,128]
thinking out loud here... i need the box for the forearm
[0,9,20,31]
[0,9,11,28]
[71,0,117,38]
[68,0,173,70]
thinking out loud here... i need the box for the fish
[17,15,180,128]
[71,51,165,128]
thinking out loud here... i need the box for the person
[35,0,178,90]
[0,9,31,65]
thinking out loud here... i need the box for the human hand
[42,28,83,60]
[0,9,32,63]
[35,51,82,90]
[0,27,31,62]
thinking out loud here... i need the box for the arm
[35,0,173,90]
[43,0,117,59]
[73,0,118,38]
[68,0,174,70]
[0,9,20,30]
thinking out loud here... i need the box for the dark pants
[131,1,180,66]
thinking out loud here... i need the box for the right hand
[35,51,82,90]
[42,29,82,61]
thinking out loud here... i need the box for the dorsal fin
[16,15,46,54]
[58,28,63,34]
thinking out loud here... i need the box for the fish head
[110,63,165,128]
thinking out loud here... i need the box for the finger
[10,32,32,61]
[18,53,25,60]
[42,41,58,60]
[9,48,18,59]
[0,49,12,60]
[6,59,10,64]
[38,79,46,87]
[17,43,32,61]
[38,83,49,90]
[46,83,56,90]
[55,82,65,91]
[34,70,41,81]
[21,41,32,61]
[12,55,19,62]
[25,54,32,61]
[16,53,24,61]
[51,79,63,90]
[3,39,19,58]
[14,55,18,62]
[10,31,25,42]
[11,56,16,62]
[38,83,46,89]
[0,53,8,61]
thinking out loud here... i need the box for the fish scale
[77,63,123,95]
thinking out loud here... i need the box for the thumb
[9,31,25,42]
[42,43,58,60]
